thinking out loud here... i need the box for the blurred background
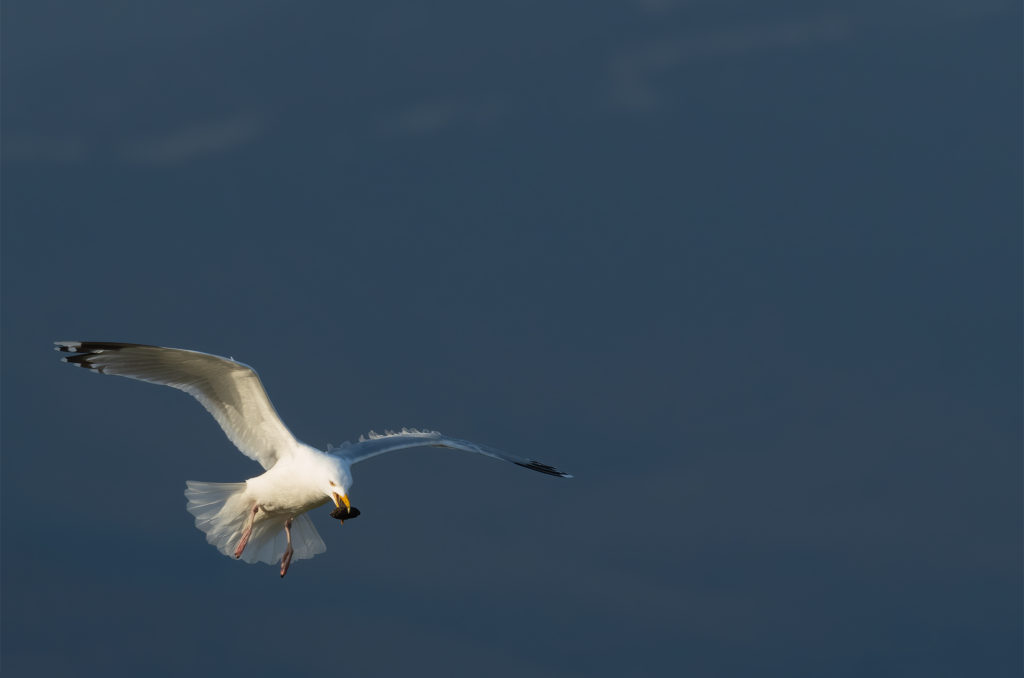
[2,2,1020,676]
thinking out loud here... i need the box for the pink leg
[280,517,294,578]
[234,504,259,559]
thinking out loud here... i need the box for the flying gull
[54,341,571,577]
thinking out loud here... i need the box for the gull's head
[324,459,352,511]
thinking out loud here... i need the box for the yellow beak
[331,492,351,511]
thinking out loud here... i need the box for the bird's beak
[331,492,351,511]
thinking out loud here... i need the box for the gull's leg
[280,517,294,578]
[234,504,260,559]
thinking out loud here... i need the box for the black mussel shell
[330,506,361,521]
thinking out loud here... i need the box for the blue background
[3,2,1020,676]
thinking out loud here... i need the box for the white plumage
[55,341,571,577]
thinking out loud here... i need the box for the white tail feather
[184,481,326,565]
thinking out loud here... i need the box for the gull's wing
[55,341,298,469]
[331,429,572,478]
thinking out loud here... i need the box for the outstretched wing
[332,429,572,478]
[55,341,298,469]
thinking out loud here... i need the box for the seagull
[54,341,571,577]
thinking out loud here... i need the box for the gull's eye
[328,480,337,487]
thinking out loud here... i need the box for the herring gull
[54,341,571,577]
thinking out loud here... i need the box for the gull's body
[55,341,570,576]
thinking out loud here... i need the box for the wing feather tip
[60,352,106,372]
[56,341,155,355]
[514,460,573,478]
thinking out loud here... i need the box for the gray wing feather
[332,429,572,478]
[55,341,297,469]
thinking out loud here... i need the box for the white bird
[54,341,571,577]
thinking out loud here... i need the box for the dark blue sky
[2,2,1021,676]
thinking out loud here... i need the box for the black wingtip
[55,341,149,370]
[62,353,101,370]
[56,341,149,353]
[514,460,573,478]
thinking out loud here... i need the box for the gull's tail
[184,481,326,566]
